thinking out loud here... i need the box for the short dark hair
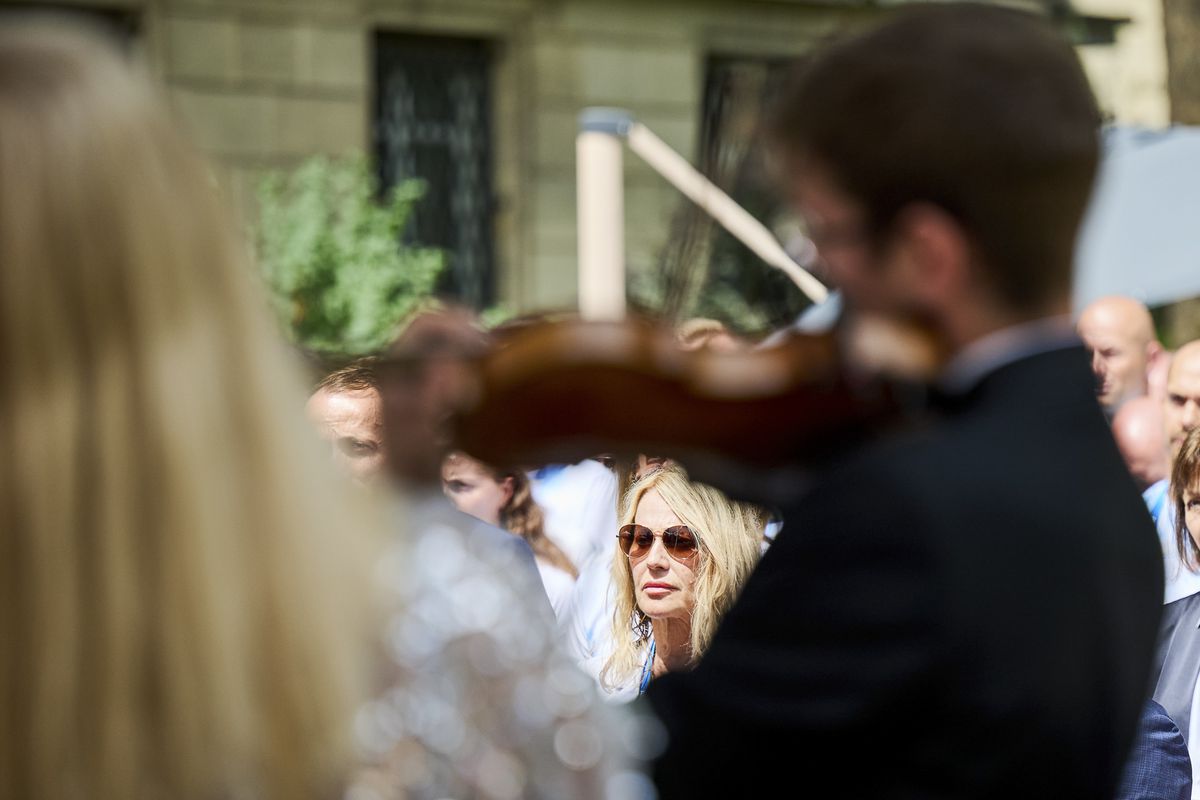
[314,357,379,395]
[768,4,1101,312]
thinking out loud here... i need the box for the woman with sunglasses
[598,465,764,700]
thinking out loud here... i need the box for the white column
[576,109,629,321]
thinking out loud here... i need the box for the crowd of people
[8,3,1200,799]
[1076,295,1200,796]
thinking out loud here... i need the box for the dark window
[1046,0,1127,47]
[652,53,808,333]
[1061,15,1126,46]
[373,33,495,309]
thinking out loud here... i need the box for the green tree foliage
[256,155,444,356]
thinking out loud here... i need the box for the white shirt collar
[937,315,1080,394]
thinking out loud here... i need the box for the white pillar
[576,109,630,321]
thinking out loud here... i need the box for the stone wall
[1074,0,1171,125]
[513,0,868,310]
[8,0,1171,313]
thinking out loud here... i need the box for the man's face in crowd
[306,387,386,483]
[1111,397,1169,491]
[1166,345,1200,458]
[1078,302,1151,411]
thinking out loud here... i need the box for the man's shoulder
[1164,590,1200,626]
[858,347,1109,470]
[789,364,1145,557]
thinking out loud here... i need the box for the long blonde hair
[0,19,375,799]
[600,465,763,690]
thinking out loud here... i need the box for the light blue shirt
[1145,478,1200,604]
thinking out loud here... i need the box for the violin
[451,314,940,479]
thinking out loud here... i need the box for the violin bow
[576,107,828,322]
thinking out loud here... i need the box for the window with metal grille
[373,33,495,309]
[653,53,809,332]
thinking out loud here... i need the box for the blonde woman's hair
[600,465,764,691]
[0,19,376,799]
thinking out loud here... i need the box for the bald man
[1078,296,1165,414]
[1143,340,1200,603]
[1112,397,1170,492]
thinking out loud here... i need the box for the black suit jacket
[647,345,1163,798]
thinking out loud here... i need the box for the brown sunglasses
[617,523,700,559]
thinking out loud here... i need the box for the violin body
[452,317,907,474]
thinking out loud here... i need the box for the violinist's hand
[842,312,946,383]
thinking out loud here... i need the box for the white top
[529,461,618,572]
[536,559,577,622]
[566,543,655,706]
[579,630,650,706]
[564,542,619,666]
[564,537,619,666]
[1145,479,1200,604]
[580,651,641,705]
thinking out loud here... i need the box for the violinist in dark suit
[646,6,1164,798]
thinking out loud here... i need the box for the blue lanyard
[1149,482,1169,524]
[639,639,656,695]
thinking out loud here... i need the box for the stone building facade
[6,0,1173,315]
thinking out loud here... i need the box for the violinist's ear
[888,203,973,313]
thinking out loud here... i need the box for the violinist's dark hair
[767,3,1101,313]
